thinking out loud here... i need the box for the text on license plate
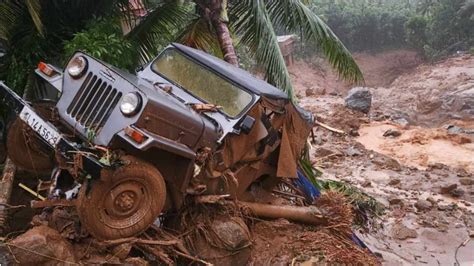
[19,105,61,147]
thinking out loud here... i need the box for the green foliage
[0,0,125,94]
[426,0,474,55]
[310,0,413,52]
[229,0,363,99]
[64,19,138,71]
[309,0,474,60]
[405,16,428,51]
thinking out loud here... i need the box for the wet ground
[292,51,474,265]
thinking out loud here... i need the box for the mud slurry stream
[293,51,474,265]
[357,122,474,173]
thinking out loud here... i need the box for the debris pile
[0,192,377,265]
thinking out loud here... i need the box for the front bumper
[0,81,104,178]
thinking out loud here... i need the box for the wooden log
[0,158,17,234]
[240,201,328,226]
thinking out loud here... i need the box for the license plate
[19,105,61,147]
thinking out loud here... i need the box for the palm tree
[132,0,363,99]
[460,0,474,18]
[0,0,363,100]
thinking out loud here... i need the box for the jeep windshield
[151,48,253,117]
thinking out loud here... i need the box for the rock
[389,197,403,205]
[426,197,437,205]
[314,147,342,157]
[429,163,449,170]
[392,223,418,240]
[305,87,326,97]
[345,87,372,114]
[212,218,250,250]
[315,86,327,95]
[193,217,251,266]
[437,204,450,211]
[440,184,458,194]
[388,178,401,186]
[455,223,464,228]
[393,117,409,128]
[383,129,402,138]
[349,129,360,137]
[469,230,474,238]
[345,147,363,156]
[459,178,474,186]
[371,153,402,171]
[361,180,372,187]
[8,226,76,264]
[456,168,470,177]
[451,188,465,197]
[415,199,433,211]
[446,125,465,134]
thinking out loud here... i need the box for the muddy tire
[6,118,54,174]
[77,156,166,240]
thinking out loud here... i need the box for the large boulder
[345,87,372,114]
[7,225,77,265]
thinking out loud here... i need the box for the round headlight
[120,93,142,116]
[67,56,88,78]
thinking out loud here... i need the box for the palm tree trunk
[202,0,238,66]
[213,18,238,66]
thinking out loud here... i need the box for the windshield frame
[150,47,255,119]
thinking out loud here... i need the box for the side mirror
[135,65,144,74]
[240,115,255,135]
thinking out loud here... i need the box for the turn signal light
[124,127,147,144]
[38,62,56,77]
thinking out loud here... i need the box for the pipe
[240,202,328,226]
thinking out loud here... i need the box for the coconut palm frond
[178,18,223,58]
[267,0,364,84]
[232,0,294,98]
[0,1,24,41]
[127,2,192,61]
[460,0,474,18]
[25,0,43,36]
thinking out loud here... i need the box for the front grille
[67,72,122,133]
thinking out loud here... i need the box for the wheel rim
[98,179,152,229]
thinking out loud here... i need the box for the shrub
[405,16,428,51]
[63,18,138,72]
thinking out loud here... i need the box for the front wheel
[76,156,166,240]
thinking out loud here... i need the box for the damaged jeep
[0,43,313,240]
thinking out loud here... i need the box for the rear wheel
[6,101,56,174]
[6,118,54,174]
[77,156,166,240]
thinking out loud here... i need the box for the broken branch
[96,237,179,247]
[314,120,345,135]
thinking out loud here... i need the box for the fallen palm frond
[299,157,384,231]
[319,180,384,231]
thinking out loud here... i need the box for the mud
[357,122,474,172]
[294,50,474,265]
[291,49,423,96]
